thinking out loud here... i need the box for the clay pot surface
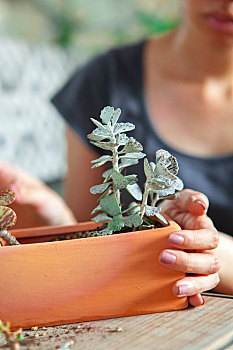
[0,216,187,329]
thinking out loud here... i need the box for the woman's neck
[168,25,233,84]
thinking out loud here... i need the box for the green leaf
[97,187,112,201]
[99,228,113,235]
[145,205,161,216]
[87,133,108,142]
[0,189,16,206]
[112,170,137,190]
[100,195,121,216]
[90,182,111,194]
[90,118,107,132]
[91,155,112,164]
[91,155,112,168]
[123,202,140,215]
[102,168,113,178]
[17,334,24,341]
[90,127,112,139]
[144,158,154,178]
[107,214,124,232]
[0,206,17,228]
[153,213,169,226]
[92,213,111,223]
[120,152,146,160]
[111,108,121,126]
[113,122,135,135]
[124,214,143,228]
[147,181,165,192]
[119,158,139,169]
[119,138,143,154]
[90,141,115,151]
[100,106,114,124]
[116,133,129,145]
[126,183,142,201]
[91,204,101,215]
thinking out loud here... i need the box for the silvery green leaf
[100,195,121,216]
[148,181,165,192]
[111,108,121,126]
[87,133,108,142]
[123,202,140,215]
[102,168,113,178]
[155,161,178,180]
[145,205,161,216]
[174,177,184,191]
[157,187,176,197]
[167,156,179,175]
[103,172,112,183]
[99,228,113,236]
[119,138,143,154]
[124,214,143,228]
[92,213,111,223]
[90,118,107,132]
[90,182,111,194]
[113,122,135,135]
[155,149,172,164]
[98,187,112,201]
[91,127,112,139]
[107,214,124,232]
[150,162,156,172]
[144,158,154,179]
[126,183,142,201]
[112,170,137,189]
[90,141,115,151]
[120,152,146,160]
[91,155,112,164]
[116,133,129,145]
[91,204,102,215]
[119,158,139,169]
[100,106,114,124]
[154,213,169,226]
[91,155,112,168]
[149,177,167,186]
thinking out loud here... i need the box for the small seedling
[87,106,183,235]
[0,320,23,350]
[0,189,19,245]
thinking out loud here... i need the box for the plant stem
[112,145,120,204]
[151,193,159,207]
[0,229,20,245]
[140,181,150,219]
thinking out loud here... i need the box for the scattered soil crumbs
[0,323,125,350]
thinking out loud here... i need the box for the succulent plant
[0,189,19,245]
[87,106,183,235]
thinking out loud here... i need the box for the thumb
[174,189,208,216]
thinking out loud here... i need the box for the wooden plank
[0,296,232,350]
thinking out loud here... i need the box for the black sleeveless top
[52,40,233,236]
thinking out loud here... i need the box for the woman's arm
[65,126,106,222]
[214,232,233,295]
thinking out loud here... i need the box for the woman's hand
[0,162,77,228]
[159,189,220,307]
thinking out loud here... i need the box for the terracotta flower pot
[0,215,188,329]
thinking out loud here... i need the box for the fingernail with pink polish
[175,283,191,297]
[159,251,176,265]
[168,233,184,246]
[194,199,207,211]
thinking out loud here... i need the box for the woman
[1,0,232,304]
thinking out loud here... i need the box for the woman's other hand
[159,189,220,307]
[0,162,77,228]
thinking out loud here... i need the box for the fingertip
[188,294,205,307]
[188,197,207,216]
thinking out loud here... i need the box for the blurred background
[0,0,180,195]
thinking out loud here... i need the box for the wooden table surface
[1,294,233,350]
